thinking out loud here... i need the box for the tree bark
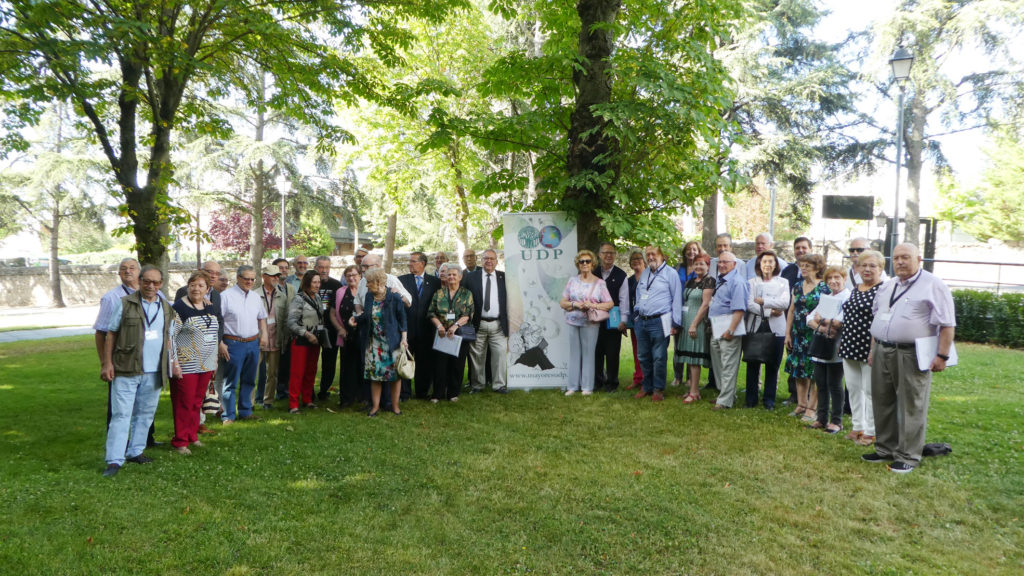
[384,212,397,273]
[195,206,202,269]
[450,140,470,249]
[250,73,268,270]
[566,0,621,251]
[48,197,65,308]
[903,91,926,246]
[701,191,719,255]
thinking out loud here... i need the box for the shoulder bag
[394,345,416,380]
[742,305,776,364]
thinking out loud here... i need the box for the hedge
[952,290,1024,349]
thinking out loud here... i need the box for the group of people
[559,234,956,475]
[95,235,955,478]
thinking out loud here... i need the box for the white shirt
[481,271,501,319]
[220,285,267,338]
[355,273,412,311]
[600,266,631,318]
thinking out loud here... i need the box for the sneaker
[861,452,892,463]
[289,408,300,414]
[450,396,459,402]
[102,464,120,477]
[173,446,192,455]
[581,390,593,396]
[126,454,153,465]
[651,391,664,402]
[888,461,915,474]
[565,389,577,396]
[304,403,317,409]
[430,398,439,404]
[191,440,204,447]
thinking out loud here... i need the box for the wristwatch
[937,353,950,361]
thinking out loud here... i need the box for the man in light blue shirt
[744,232,789,280]
[632,246,683,402]
[709,251,750,409]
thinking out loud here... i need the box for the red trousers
[170,371,213,447]
[289,342,320,409]
[630,329,644,385]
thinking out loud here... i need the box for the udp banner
[503,212,576,390]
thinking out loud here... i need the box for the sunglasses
[849,248,865,253]
[577,259,592,265]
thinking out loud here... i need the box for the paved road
[0,304,98,342]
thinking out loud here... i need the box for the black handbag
[742,306,776,364]
[809,320,837,359]
[456,323,477,342]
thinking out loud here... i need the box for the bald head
[361,253,382,272]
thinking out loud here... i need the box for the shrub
[952,290,1024,349]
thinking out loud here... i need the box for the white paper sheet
[710,314,746,339]
[814,294,843,320]
[915,336,958,371]
[433,333,463,357]
[660,313,673,337]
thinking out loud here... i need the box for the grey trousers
[567,322,600,392]
[710,336,743,407]
[469,319,508,390]
[871,344,931,466]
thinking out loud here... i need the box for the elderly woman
[836,250,885,445]
[625,249,646,390]
[672,240,705,387]
[287,270,324,414]
[170,271,220,455]
[808,266,851,433]
[330,265,366,408]
[350,268,408,416]
[743,250,790,410]
[677,253,714,403]
[785,253,830,421]
[428,263,474,403]
[559,249,614,396]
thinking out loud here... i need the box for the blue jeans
[222,339,260,421]
[635,315,669,393]
[106,372,162,465]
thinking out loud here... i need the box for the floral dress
[364,299,396,382]
[785,280,831,378]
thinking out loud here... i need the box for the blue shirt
[109,296,166,373]
[709,267,750,318]
[635,263,683,327]
[94,284,135,331]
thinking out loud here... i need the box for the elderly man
[708,251,750,410]
[864,243,956,474]
[632,246,683,402]
[94,258,160,446]
[174,260,223,309]
[433,251,449,277]
[845,237,888,290]
[462,249,480,274]
[99,265,177,477]
[744,232,788,280]
[594,242,629,392]
[354,253,412,310]
[465,249,509,394]
[399,252,441,399]
[709,233,743,280]
[285,255,308,289]
[218,265,268,424]
[314,256,344,402]
[256,265,294,409]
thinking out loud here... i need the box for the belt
[480,317,499,322]
[224,334,258,343]
[639,313,663,321]
[876,339,914,350]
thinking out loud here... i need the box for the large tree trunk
[195,206,202,269]
[384,212,397,273]
[250,74,268,270]
[701,191,719,255]
[565,0,621,251]
[903,92,926,246]
[47,198,65,308]
[450,140,470,249]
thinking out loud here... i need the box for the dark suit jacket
[780,264,802,291]
[398,273,440,347]
[463,269,508,336]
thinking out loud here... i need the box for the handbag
[394,345,416,380]
[587,307,610,323]
[456,323,477,342]
[202,382,220,415]
[809,319,838,359]
[742,306,776,364]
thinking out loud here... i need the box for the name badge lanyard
[445,287,460,321]
[888,272,921,309]
[264,287,275,317]
[143,301,160,332]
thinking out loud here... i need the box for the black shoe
[338,400,354,409]
[468,388,483,394]
[888,461,915,474]
[861,452,892,464]
[126,454,154,464]
[368,410,379,418]
[317,392,329,401]
[102,464,121,477]
[494,387,509,394]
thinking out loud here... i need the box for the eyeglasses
[141,279,162,286]
[239,276,256,282]
[578,259,592,265]
[849,248,865,254]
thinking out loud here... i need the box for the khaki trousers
[871,344,931,466]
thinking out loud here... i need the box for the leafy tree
[0,0,463,267]
[207,208,284,257]
[290,223,335,258]
[872,0,1024,245]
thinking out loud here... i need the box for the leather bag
[742,306,776,364]
[394,345,416,380]
[809,319,838,359]
[586,307,610,323]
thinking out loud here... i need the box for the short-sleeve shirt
[109,296,166,373]
[220,285,267,338]
[94,284,134,331]
[561,276,612,327]
[429,286,474,330]
[870,270,956,343]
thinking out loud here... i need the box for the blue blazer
[356,290,408,354]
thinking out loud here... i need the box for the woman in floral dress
[784,253,830,421]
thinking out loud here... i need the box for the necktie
[484,273,492,312]
[416,276,422,294]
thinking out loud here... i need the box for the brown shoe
[856,435,876,446]
[197,425,217,436]
[633,390,649,399]
[652,391,664,402]
[712,403,729,411]
[625,382,641,391]
[845,430,863,441]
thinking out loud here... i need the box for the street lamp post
[277,172,290,260]
[888,46,914,275]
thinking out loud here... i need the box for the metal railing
[926,258,1024,295]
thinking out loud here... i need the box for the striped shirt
[172,300,220,374]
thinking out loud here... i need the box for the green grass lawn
[0,336,1021,575]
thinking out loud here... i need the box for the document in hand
[815,294,843,320]
[433,333,463,357]
[915,336,958,371]
[711,314,746,339]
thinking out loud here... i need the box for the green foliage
[290,223,335,257]
[0,336,1022,574]
[938,129,1024,246]
[952,289,1024,349]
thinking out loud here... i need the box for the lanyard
[263,287,275,316]
[142,300,160,329]
[889,271,921,308]
[646,263,666,291]
[445,287,459,312]
[121,285,131,296]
